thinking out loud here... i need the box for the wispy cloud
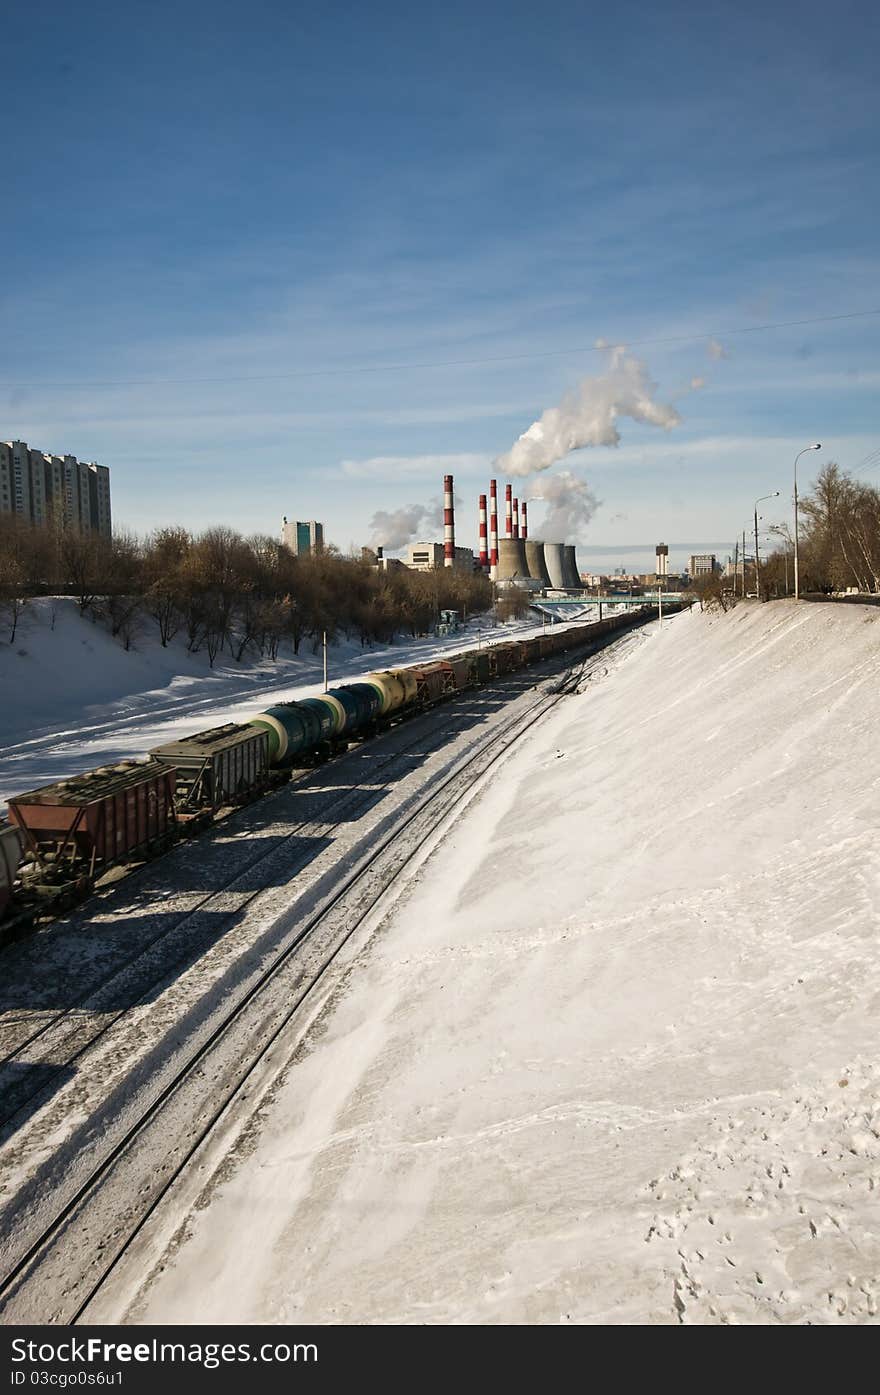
[339,452,490,481]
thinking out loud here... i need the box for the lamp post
[793,443,822,600]
[754,492,780,600]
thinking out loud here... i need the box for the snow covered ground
[0,597,553,807]
[97,598,880,1326]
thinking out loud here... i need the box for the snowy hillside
[0,597,551,806]
[118,599,880,1325]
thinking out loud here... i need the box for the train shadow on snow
[0,1061,78,1143]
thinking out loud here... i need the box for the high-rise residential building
[688,553,717,576]
[281,518,324,555]
[0,440,112,537]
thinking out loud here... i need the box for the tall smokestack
[505,483,513,538]
[478,494,488,569]
[513,497,520,539]
[521,501,528,541]
[489,478,499,579]
[444,473,455,568]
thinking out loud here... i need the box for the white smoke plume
[369,504,431,550]
[369,492,459,550]
[526,471,600,543]
[496,346,680,478]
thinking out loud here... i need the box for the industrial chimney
[513,497,520,539]
[521,501,528,540]
[489,478,499,579]
[478,494,488,569]
[505,483,513,538]
[444,474,455,567]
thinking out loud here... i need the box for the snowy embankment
[118,600,880,1325]
[0,597,548,806]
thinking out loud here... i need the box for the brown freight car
[442,655,473,691]
[409,661,456,705]
[7,759,178,878]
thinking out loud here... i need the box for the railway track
[0,668,544,1118]
[0,635,640,1323]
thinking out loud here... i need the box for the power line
[851,445,880,473]
[2,308,880,391]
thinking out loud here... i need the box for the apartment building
[0,440,111,537]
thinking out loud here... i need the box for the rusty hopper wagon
[7,759,178,879]
[149,723,272,815]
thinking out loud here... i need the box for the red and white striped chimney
[478,494,488,569]
[513,497,520,539]
[489,478,499,578]
[505,483,513,538]
[443,473,455,567]
[521,501,528,541]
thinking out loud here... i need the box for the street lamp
[793,443,821,600]
[754,492,780,600]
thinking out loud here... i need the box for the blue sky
[2,0,878,571]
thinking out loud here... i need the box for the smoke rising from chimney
[526,470,600,543]
[495,346,680,478]
[369,493,456,550]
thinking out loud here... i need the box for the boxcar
[7,760,177,876]
[150,723,271,814]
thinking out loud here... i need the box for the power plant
[371,471,586,592]
[483,479,583,592]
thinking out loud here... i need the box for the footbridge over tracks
[532,593,688,623]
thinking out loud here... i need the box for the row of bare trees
[0,518,494,659]
[756,463,880,598]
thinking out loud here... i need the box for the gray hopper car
[149,722,272,815]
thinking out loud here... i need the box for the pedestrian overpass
[531,593,687,623]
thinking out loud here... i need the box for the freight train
[0,612,646,939]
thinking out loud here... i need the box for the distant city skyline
[2,2,877,551]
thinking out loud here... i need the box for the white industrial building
[405,542,474,572]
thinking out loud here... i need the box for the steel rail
[0,646,607,1323]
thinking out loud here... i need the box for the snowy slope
[99,601,880,1324]
[0,597,556,806]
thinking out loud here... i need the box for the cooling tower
[524,540,551,587]
[543,542,567,589]
[496,537,530,582]
[562,544,582,588]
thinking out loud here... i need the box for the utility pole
[754,491,780,602]
[793,443,821,600]
[742,529,747,594]
[733,540,739,597]
[322,630,328,692]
